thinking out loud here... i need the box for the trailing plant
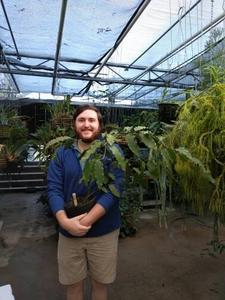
[167,68,225,241]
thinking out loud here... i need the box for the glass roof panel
[55,78,88,95]
[61,0,143,61]
[0,0,62,55]
[14,75,52,93]
[0,0,225,106]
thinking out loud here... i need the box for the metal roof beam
[108,10,225,98]
[4,51,197,76]
[0,67,194,89]
[4,58,86,75]
[4,51,148,71]
[140,36,225,99]
[82,0,152,95]
[0,44,20,93]
[51,0,68,95]
[0,0,20,59]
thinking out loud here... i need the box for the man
[47,105,124,300]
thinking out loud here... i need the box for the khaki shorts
[58,229,120,285]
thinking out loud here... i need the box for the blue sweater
[47,144,124,237]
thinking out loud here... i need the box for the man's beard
[75,129,101,143]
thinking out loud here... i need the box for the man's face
[74,109,101,142]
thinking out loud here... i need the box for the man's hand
[56,211,91,236]
[79,203,106,227]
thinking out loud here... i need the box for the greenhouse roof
[0,0,225,107]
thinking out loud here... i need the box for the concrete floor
[0,192,225,300]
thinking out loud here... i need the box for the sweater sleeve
[97,146,124,211]
[47,148,65,214]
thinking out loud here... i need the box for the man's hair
[73,105,103,130]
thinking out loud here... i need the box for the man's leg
[91,279,107,300]
[67,280,84,300]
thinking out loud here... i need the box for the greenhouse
[0,1,225,299]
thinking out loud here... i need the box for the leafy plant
[198,28,225,89]
[47,96,74,129]
[121,110,158,128]
[80,126,176,228]
[0,105,17,125]
[167,70,225,242]
[120,179,143,237]
[80,133,126,197]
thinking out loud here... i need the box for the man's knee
[67,280,84,300]
[91,279,107,291]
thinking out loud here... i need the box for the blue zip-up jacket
[47,144,124,237]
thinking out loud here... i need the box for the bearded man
[47,105,124,300]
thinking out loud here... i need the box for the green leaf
[110,145,126,171]
[133,126,147,132]
[109,184,120,197]
[82,160,95,184]
[175,147,215,184]
[94,160,105,189]
[126,134,140,156]
[108,172,115,180]
[106,134,116,146]
[80,140,102,161]
[45,136,72,151]
[139,132,156,149]
[133,167,141,175]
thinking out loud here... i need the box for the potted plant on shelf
[0,105,17,138]
[48,95,74,129]
[0,144,7,170]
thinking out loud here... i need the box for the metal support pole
[0,0,20,59]
[51,0,68,95]
[0,44,20,92]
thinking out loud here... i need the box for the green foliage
[0,105,17,125]
[47,96,73,118]
[80,136,125,197]
[198,28,225,89]
[168,80,225,222]
[45,136,73,157]
[120,179,142,237]
[121,110,158,128]
[0,106,29,168]
[126,133,140,156]
[109,144,126,171]
[29,122,74,168]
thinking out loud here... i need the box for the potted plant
[48,95,74,129]
[0,105,17,138]
[0,144,7,170]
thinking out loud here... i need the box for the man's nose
[84,120,90,127]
